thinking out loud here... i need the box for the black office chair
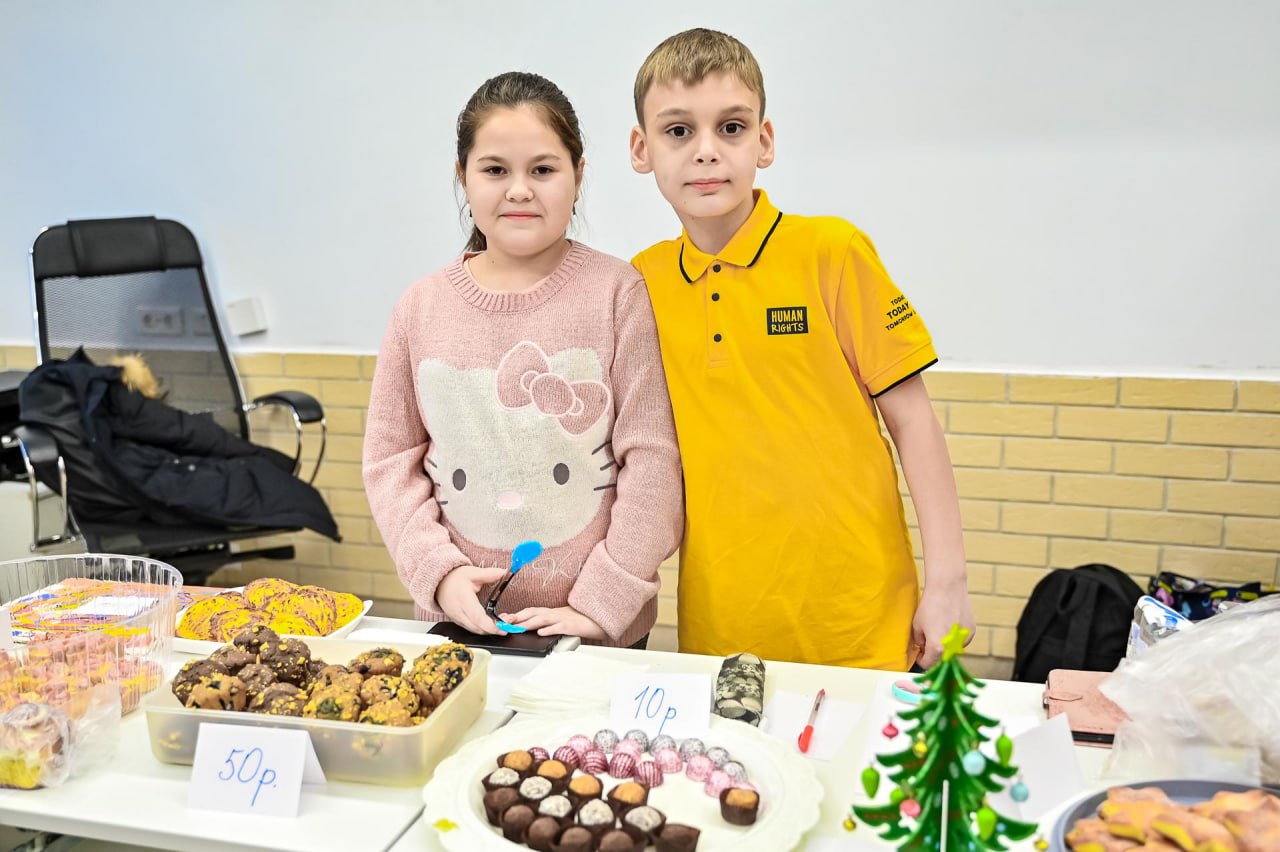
[4,216,330,583]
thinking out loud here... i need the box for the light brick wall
[5,345,1278,667]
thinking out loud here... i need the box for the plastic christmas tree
[851,625,1039,851]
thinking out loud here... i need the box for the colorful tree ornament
[851,624,1039,851]
[900,798,922,818]
[995,729,1014,766]
[1011,778,1030,803]
[962,750,987,775]
[883,720,900,738]
[862,766,882,798]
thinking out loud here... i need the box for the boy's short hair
[633,28,765,125]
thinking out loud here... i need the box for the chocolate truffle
[576,797,616,838]
[501,803,536,843]
[606,780,648,817]
[656,823,701,852]
[483,786,521,826]
[536,758,572,792]
[566,773,603,809]
[483,766,522,793]
[719,787,760,826]
[552,825,595,852]
[526,815,562,851]
[599,829,641,852]
[498,749,536,775]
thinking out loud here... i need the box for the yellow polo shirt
[633,190,937,669]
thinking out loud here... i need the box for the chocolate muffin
[501,803,536,843]
[185,674,247,711]
[231,624,279,656]
[349,647,404,679]
[656,823,701,852]
[566,773,603,809]
[258,637,312,685]
[250,682,304,716]
[303,687,361,722]
[407,659,468,709]
[209,644,257,675]
[357,701,414,726]
[526,815,562,852]
[311,664,361,692]
[416,641,473,671]
[237,663,277,698]
[358,674,420,714]
[719,787,759,826]
[483,786,521,826]
[171,658,230,705]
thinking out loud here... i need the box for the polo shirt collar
[678,189,783,283]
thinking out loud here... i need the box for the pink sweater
[362,242,683,646]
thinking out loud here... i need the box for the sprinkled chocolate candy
[634,760,664,788]
[607,752,637,779]
[593,728,620,753]
[678,737,705,760]
[552,745,580,768]
[654,748,682,774]
[685,754,714,782]
[705,746,731,768]
[622,729,650,751]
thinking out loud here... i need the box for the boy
[629,28,973,670]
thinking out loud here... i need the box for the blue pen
[485,540,542,634]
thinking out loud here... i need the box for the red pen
[797,688,826,753]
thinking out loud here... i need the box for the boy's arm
[877,375,975,668]
[565,277,684,641]
[362,307,471,617]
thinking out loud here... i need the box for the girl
[363,72,682,646]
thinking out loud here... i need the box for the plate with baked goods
[421,713,822,852]
[143,632,488,785]
[173,577,372,653]
[1052,779,1280,851]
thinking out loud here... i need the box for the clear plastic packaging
[142,638,491,786]
[0,682,120,789]
[0,554,181,715]
[1126,594,1193,658]
[1102,594,1280,785]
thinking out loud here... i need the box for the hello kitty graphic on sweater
[363,243,683,646]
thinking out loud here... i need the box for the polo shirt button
[711,292,720,301]
[712,264,722,273]
[713,333,722,342]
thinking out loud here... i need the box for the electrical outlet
[136,305,184,337]
[188,307,213,337]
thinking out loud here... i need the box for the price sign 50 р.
[188,723,324,817]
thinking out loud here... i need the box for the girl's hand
[910,580,976,669]
[436,565,507,635]
[500,605,606,640]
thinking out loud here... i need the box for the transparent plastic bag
[0,683,120,789]
[1101,594,1280,785]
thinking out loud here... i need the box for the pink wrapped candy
[685,754,714,782]
[607,752,637,779]
[613,739,643,760]
[654,748,682,774]
[566,734,593,755]
[634,760,664,788]
[580,749,608,775]
[552,745,580,768]
[704,769,733,798]
[529,746,550,762]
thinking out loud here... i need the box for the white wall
[2,1,1278,372]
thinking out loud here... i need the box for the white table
[395,646,1131,852]
[0,618,576,852]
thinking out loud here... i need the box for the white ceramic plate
[173,589,372,655]
[421,713,822,852]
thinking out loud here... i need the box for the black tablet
[427,621,560,657]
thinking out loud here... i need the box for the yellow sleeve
[831,228,937,396]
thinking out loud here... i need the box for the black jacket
[19,349,339,540]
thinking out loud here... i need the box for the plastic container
[0,554,181,716]
[142,637,490,786]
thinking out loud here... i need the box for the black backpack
[1012,563,1144,683]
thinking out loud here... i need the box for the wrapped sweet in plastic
[1103,595,1280,785]
[0,683,119,790]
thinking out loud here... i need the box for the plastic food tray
[142,637,490,786]
[0,554,181,716]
